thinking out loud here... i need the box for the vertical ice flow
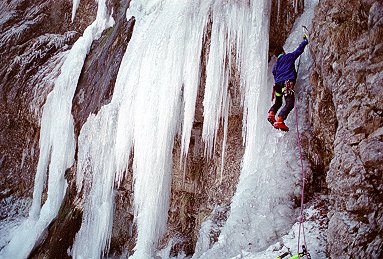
[202,1,249,177]
[180,9,206,161]
[195,0,318,257]
[72,0,274,258]
[0,1,113,258]
[71,0,80,22]
[72,110,119,259]
[73,2,202,258]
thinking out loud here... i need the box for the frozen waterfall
[194,0,320,258]
[72,0,272,258]
[0,0,323,258]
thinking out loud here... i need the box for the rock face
[72,2,135,137]
[0,0,96,197]
[309,0,383,257]
[0,0,73,200]
[270,0,304,56]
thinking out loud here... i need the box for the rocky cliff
[0,0,382,258]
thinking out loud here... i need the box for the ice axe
[302,25,309,41]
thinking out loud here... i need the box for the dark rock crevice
[29,167,83,259]
[269,0,304,57]
[72,1,134,137]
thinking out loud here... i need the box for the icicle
[202,1,246,160]
[128,3,193,256]
[180,12,207,161]
[0,1,114,259]
[202,16,229,158]
[72,0,80,22]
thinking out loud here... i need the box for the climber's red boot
[267,111,276,125]
[273,116,289,131]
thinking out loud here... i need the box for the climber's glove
[303,33,308,41]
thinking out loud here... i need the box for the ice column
[194,0,273,257]
[71,1,210,258]
[123,3,211,257]
[72,0,260,257]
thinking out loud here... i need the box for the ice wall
[194,0,318,258]
[2,0,275,257]
[71,0,272,258]
[0,1,113,258]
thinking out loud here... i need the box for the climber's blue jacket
[272,39,308,83]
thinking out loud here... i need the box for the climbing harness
[273,80,294,98]
[284,80,295,96]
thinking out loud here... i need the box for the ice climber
[268,34,308,131]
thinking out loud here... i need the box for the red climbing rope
[294,99,309,257]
